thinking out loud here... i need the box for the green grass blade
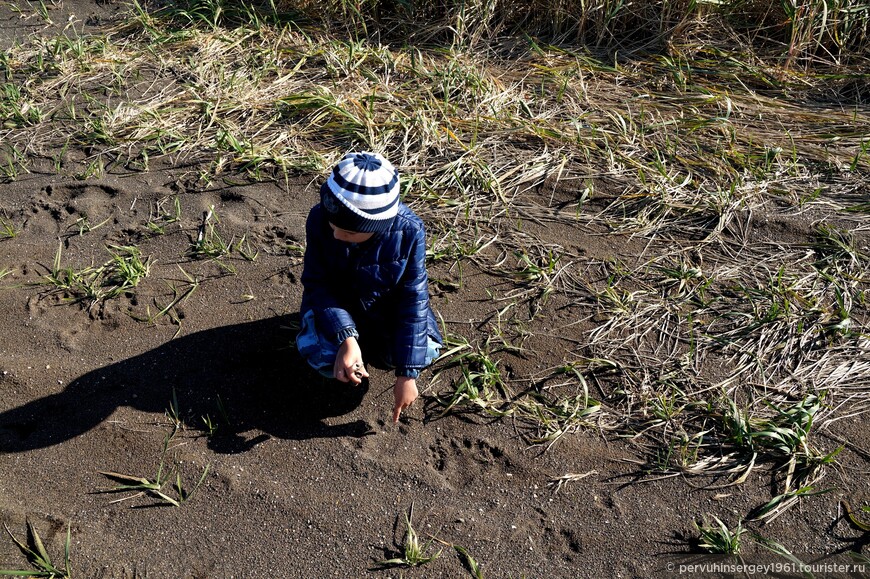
[63,523,71,576]
[843,500,870,531]
[98,471,151,485]
[26,523,51,568]
[454,545,484,578]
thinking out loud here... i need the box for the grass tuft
[433,336,514,418]
[97,431,210,508]
[375,503,441,569]
[1,520,72,578]
[40,243,151,308]
[0,215,17,239]
[695,516,744,555]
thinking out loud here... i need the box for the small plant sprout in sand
[105,245,151,293]
[166,387,184,435]
[132,265,200,337]
[40,243,151,307]
[235,234,259,262]
[512,249,560,283]
[0,147,25,181]
[454,544,485,579]
[842,499,870,533]
[216,394,231,428]
[69,213,111,236]
[187,207,238,274]
[1,520,72,578]
[97,432,210,508]
[433,336,513,418]
[145,196,182,235]
[189,207,231,260]
[714,394,841,523]
[853,552,870,565]
[201,414,218,437]
[376,503,441,569]
[811,223,867,272]
[0,215,16,239]
[695,516,744,555]
[201,394,231,436]
[513,362,607,449]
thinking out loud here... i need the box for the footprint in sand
[425,436,513,490]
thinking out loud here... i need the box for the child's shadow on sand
[0,314,374,455]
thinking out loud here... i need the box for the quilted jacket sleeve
[391,219,431,373]
[299,206,357,343]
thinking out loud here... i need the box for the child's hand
[392,377,418,423]
[335,337,368,385]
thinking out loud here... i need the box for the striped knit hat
[319,152,400,233]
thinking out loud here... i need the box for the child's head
[320,152,399,236]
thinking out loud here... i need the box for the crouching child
[296,152,442,423]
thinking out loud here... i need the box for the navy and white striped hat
[319,152,400,233]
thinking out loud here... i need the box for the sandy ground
[0,2,868,578]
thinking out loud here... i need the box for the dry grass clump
[2,6,867,224]
[266,0,870,61]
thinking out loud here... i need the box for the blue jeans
[296,310,441,379]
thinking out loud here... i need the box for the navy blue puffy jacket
[300,202,442,374]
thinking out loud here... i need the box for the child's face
[329,222,375,244]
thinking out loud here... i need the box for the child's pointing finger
[392,377,419,424]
